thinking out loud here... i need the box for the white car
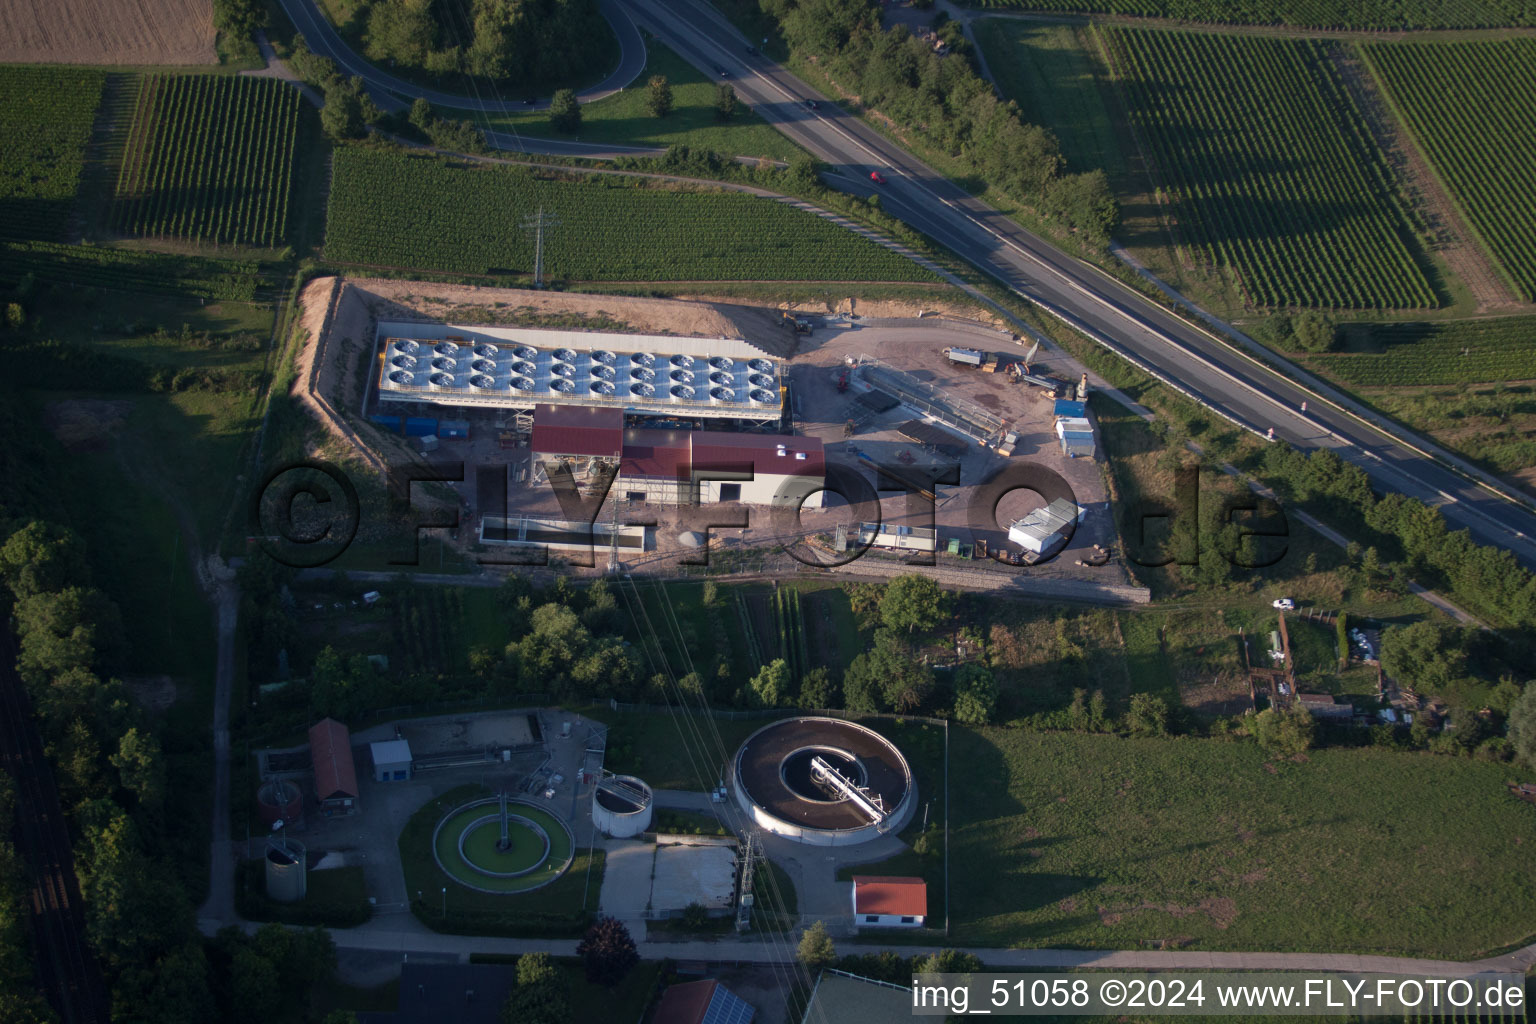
[1272,598,1295,610]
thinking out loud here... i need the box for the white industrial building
[1007,498,1080,555]
[374,322,784,428]
[369,738,412,782]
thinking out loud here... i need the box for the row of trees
[0,514,355,1020]
[1257,443,1536,630]
[762,0,1118,242]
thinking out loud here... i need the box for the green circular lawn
[433,800,574,893]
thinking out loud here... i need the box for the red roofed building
[309,718,358,816]
[529,404,624,460]
[652,979,756,1024]
[851,876,926,929]
[617,428,823,508]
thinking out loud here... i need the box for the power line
[521,206,559,289]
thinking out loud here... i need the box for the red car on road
[869,170,887,185]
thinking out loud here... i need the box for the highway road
[612,0,1536,570]
[278,0,1536,569]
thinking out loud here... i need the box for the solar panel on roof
[702,985,756,1024]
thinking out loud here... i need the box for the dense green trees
[842,630,934,713]
[1245,706,1316,756]
[797,920,836,972]
[501,952,569,1024]
[880,574,948,633]
[548,88,581,133]
[715,83,737,121]
[951,663,997,725]
[1379,620,1474,699]
[646,74,673,118]
[761,0,1117,241]
[359,0,611,92]
[576,916,638,985]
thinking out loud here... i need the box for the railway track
[0,630,110,1024]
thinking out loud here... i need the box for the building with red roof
[652,979,756,1024]
[309,718,358,816]
[617,428,823,508]
[851,875,926,929]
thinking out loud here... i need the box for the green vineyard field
[113,75,301,248]
[965,0,1533,30]
[1100,28,1434,310]
[1317,317,1536,386]
[0,241,263,303]
[0,68,106,243]
[323,149,938,283]
[1362,39,1536,302]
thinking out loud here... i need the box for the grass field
[0,68,105,242]
[961,0,1533,29]
[1362,385,1536,490]
[324,148,937,282]
[1098,28,1433,310]
[113,75,302,248]
[972,22,1125,180]
[1362,39,1536,301]
[949,727,1536,955]
[457,38,803,162]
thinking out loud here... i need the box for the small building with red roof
[851,875,926,929]
[309,718,358,816]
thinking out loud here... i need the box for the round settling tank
[733,717,914,846]
[256,780,303,828]
[592,775,653,838]
[264,839,307,902]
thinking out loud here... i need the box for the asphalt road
[616,0,1536,570]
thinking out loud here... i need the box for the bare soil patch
[124,675,178,716]
[0,0,215,66]
[44,399,133,451]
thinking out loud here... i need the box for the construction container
[438,419,470,439]
[942,347,986,368]
[403,416,438,437]
[369,413,402,433]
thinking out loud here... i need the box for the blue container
[403,417,438,437]
[369,413,402,433]
[439,419,470,439]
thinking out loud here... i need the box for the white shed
[369,738,412,782]
[1007,498,1080,555]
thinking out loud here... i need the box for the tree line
[360,0,611,93]
[761,0,1118,243]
